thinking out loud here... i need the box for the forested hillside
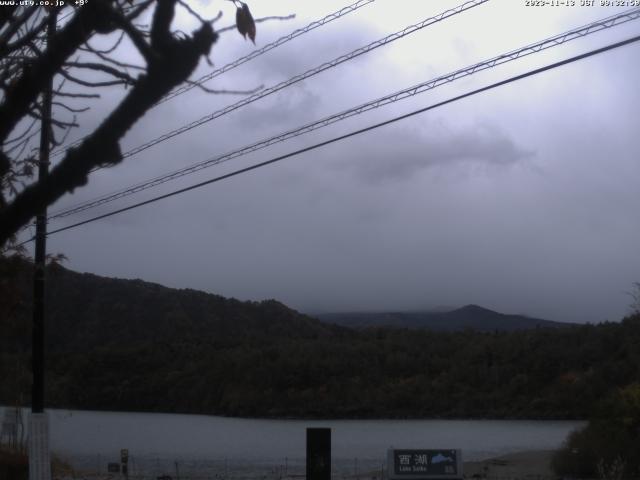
[316,304,571,331]
[2,257,639,419]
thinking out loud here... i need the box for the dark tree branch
[178,0,209,25]
[85,47,145,71]
[53,90,101,99]
[1,13,48,57]
[4,117,39,145]
[80,31,126,55]
[0,6,18,32]
[0,1,119,143]
[187,80,263,96]
[59,68,130,88]
[0,2,219,246]
[110,10,158,64]
[28,109,78,129]
[23,39,43,59]
[52,119,75,147]
[126,0,155,21]
[150,0,175,49]
[52,77,101,99]
[52,102,90,114]
[0,6,38,53]
[3,132,36,160]
[63,62,138,85]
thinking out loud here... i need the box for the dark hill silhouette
[2,256,638,420]
[315,304,571,331]
[4,259,344,354]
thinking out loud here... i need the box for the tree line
[1,257,639,421]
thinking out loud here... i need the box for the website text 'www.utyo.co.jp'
[0,0,70,6]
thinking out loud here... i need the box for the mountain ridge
[314,303,571,332]
[2,256,639,420]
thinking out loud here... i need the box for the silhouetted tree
[552,383,640,478]
[630,282,640,315]
[0,0,263,248]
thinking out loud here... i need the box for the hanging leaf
[236,2,256,44]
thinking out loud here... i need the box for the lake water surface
[1,407,584,477]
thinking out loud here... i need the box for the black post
[32,9,55,415]
[306,428,331,480]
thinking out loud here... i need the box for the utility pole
[306,428,331,480]
[29,9,56,480]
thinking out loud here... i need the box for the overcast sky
[25,0,640,323]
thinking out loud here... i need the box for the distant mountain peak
[454,304,496,314]
[317,304,572,332]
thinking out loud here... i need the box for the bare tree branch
[0,0,281,249]
[64,61,138,85]
[59,68,131,88]
[0,0,219,245]
[150,0,175,49]
[110,10,158,64]
[80,31,126,56]
[3,133,37,159]
[4,117,39,146]
[186,80,264,96]
[51,102,91,114]
[125,0,156,21]
[53,91,101,99]
[52,77,101,100]
[0,6,18,32]
[27,109,78,129]
[0,6,38,54]
[178,0,210,25]
[0,1,121,143]
[1,13,48,57]
[84,47,145,71]
[52,117,75,147]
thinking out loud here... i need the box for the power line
[52,0,489,168]
[48,7,640,221]
[32,34,640,242]
[49,0,377,157]
[48,0,489,218]
[120,0,489,159]
[159,0,377,104]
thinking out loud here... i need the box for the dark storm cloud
[229,84,323,132]
[245,15,380,82]
[35,1,640,327]
[339,122,534,183]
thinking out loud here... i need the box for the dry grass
[0,445,76,480]
[0,446,28,480]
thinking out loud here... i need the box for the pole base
[28,412,51,480]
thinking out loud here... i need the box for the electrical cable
[27,33,639,243]
[160,0,378,104]
[48,7,640,221]
[49,0,378,157]
[49,0,489,166]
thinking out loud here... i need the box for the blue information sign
[387,449,462,480]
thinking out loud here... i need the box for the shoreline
[2,447,558,479]
[0,404,587,422]
[463,450,555,478]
